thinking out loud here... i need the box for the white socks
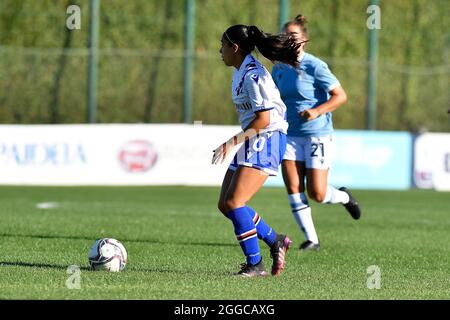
[321,186,350,204]
[288,186,349,244]
[288,193,319,244]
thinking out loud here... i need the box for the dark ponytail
[247,25,264,45]
[223,25,300,67]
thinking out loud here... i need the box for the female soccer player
[272,15,361,251]
[213,24,299,277]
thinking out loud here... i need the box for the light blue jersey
[272,53,340,137]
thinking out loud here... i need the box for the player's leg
[282,136,320,250]
[243,130,291,275]
[218,167,278,248]
[222,165,270,276]
[217,169,235,215]
[305,168,329,203]
[305,135,361,220]
[224,165,291,276]
[241,203,292,276]
[220,132,288,246]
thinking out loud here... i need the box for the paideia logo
[118,140,158,173]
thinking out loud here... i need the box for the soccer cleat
[234,259,269,277]
[299,240,321,251]
[339,187,361,220]
[270,234,292,276]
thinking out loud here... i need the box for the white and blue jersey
[232,54,288,134]
[272,52,340,137]
[228,54,288,176]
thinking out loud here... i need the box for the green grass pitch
[0,186,449,299]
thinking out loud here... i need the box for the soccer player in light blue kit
[272,15,361,251]
[212,24,300,277]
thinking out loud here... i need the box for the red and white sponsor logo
[118,140,157,173]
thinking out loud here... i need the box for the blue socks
[226,207,261,266]
[226,206,277,266]
[245,206,277,247]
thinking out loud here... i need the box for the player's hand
[212,141,232,165]
[299,109,321,121]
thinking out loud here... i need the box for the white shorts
[283,135,334,170]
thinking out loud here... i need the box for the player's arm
[244,109,270,131]
[300,61,347,121]
[212,72,271,165]
[300,86,347,121]
[227,109,270,146]
[212,111,270,165]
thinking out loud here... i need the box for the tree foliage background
[0,0,449,131]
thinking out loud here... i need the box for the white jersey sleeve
[244,72,274,113]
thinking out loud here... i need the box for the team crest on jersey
[251,74,259,83]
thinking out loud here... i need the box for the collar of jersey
[237,54,256,72]
[298,51,306,63]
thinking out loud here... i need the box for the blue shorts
[229,130,286,176]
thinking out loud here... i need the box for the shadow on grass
[0,261,208,274]
[0,233,237,248]
[0,261,90,271]
[0,261,228,276]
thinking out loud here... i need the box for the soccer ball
[88,238,127,272]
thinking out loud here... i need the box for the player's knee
[309,190,326,203]
[223,197,244,212]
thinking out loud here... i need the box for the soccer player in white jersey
[272,15,362,252]
[212,24,300,277]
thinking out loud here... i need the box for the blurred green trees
[0,0,448,131]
